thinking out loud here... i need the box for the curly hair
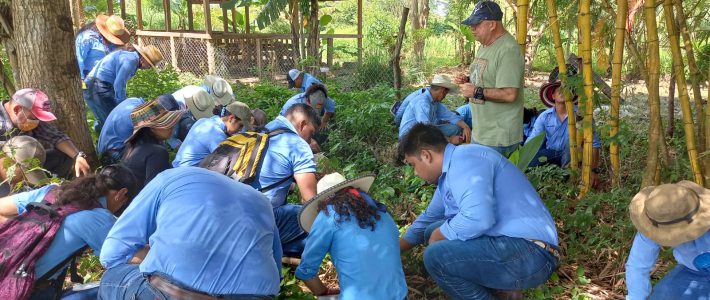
[317,188,381,231]
[54,165,138,210]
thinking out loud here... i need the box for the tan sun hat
[298,173,375,233]
[185,88,216,119]
[95,14,130,45]
[629,180,710,247]
[212,78,235,106]
[431,74,459,92]
[133,45,164,69]
[1,136,48,185]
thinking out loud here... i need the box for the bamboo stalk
[610,0,627,186]
[545,0,578,175]
[516,0,529,55]
[579,0,593,196]
[640,0,663,188]
[662,0,703,185]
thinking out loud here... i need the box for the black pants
[44,149,74,180]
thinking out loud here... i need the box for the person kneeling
[296,173,408,299]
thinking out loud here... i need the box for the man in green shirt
[455,1,525,157]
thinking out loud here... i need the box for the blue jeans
[650,265,710,299]
[529,147,568,168]
[98,264,168,300]
[86,79,118,133]
[422,221,557,300]
[274,204,307,256]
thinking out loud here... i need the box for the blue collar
[440,143,456,178]
[98,196,108,209]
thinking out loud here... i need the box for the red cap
[13,89,57,122]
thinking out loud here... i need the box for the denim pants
[99,264,274,300]
[650,265,710,299]
[529,147,568,168]
[423,221,558,300]
[86,79,118,133]
[274,203,308,256]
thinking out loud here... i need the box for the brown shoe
[492,290,524,300]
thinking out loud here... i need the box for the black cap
[156,94,180,111]
[461,1,503,26]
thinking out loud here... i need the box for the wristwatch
[474,87,485,101]
[74,151,87,160]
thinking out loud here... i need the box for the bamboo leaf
[255,0,290,29]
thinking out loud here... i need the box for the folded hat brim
[298,174,375,233]
[95,15,130,45]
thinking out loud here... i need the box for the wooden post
[164,0,171,31]
[357,0,363,65]
[222,2,228,32]
[188,0,194,31]
[256,38,262,77]
[120,0,126,19]
[203,0,212,33]
[393,7,409,100]
[170,36,178,70]
[326,38,333,66]
[231,8,237,32]
[245,5,250,33]
[136,0,143,30]
[107,0,113,15]
[207,39,216,74]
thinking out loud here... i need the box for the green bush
[697,43,710,82]
[126,66,183,101]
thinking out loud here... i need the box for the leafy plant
[508,132,546,170]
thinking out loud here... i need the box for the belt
[530,239,561,261]
[149,275,223,300]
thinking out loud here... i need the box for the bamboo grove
[519,0,710,196]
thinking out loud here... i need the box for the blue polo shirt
[97,97,145,156]
[398,88,462,139]
[626,231,710,299]
[526,106,601,151]
[249,116,316,207]
[75,28,118,80]
[394,88,427,125]
[87,50,140,103]
[296,192,408,300]
[13,184,116,279]
[280,93,335,117]
[172,115,227,167]
[455,104,473,129]
[100,167,281,296]
[403,144,558,246]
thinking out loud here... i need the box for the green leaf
[319,14,332,26]
[515,132,545,170]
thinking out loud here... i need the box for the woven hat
[629,180,710,247]
[212,78,235,106]
[204,75,219,87]
[126,101,183,143]
[539,81,578,108]
[225,101,254,132]
[430,74,459,92]
[134,45,163,69]
[185,88,216,119]
[95,14,130,45]
[1,136,47,185]
[298,173,375,233]
[12,89,57,122]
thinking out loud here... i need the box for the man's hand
[428,227,446,245]
[591,170,600,189]
[454,73,470,84]
[459,83,476,98]
[447,135,463,145]
[309,140,321,154]
[74,156,91,177]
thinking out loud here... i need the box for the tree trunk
[663,0,703,185]
[641,0,663,188]
[306,0,319,66]
[667,74,675,137]
[579,0,594,197]
[393,7,409,100]
[11,0,98,166]
[410,0,428,66]
[610,0,627,186]
[289,0,300,65]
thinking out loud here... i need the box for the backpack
[0,188,98,300]
[199,128,293,192]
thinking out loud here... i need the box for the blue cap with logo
[461,1,503,26]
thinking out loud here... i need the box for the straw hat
[298,173,375,233]
[1,136,47,185]
[185,88,216,119]
[629,180,710,247]
[212,78,235,106]
[95,14,130,45]
[126,101,184,143]
[539,81,578,108]
[430,74,459,92]
[133,45,163,69]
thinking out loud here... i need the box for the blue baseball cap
[462,1,503,26]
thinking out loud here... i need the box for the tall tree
[609,0,627,185]
[10,0,97,165]
[579,0,594,196]
[410,0,428,66]
[641,0,663,187]
[306,0,319,64]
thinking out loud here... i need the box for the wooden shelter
[104,0,363,79]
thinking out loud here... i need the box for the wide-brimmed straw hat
[185,88,216,119]
[126,101,183,143]
[95,14,130,45]
[212,78,235,106]
[431,74,459,92]
[298,173,375,233]
[539,81,578,108]
[629,180,710,247]
[133,45,163,69]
